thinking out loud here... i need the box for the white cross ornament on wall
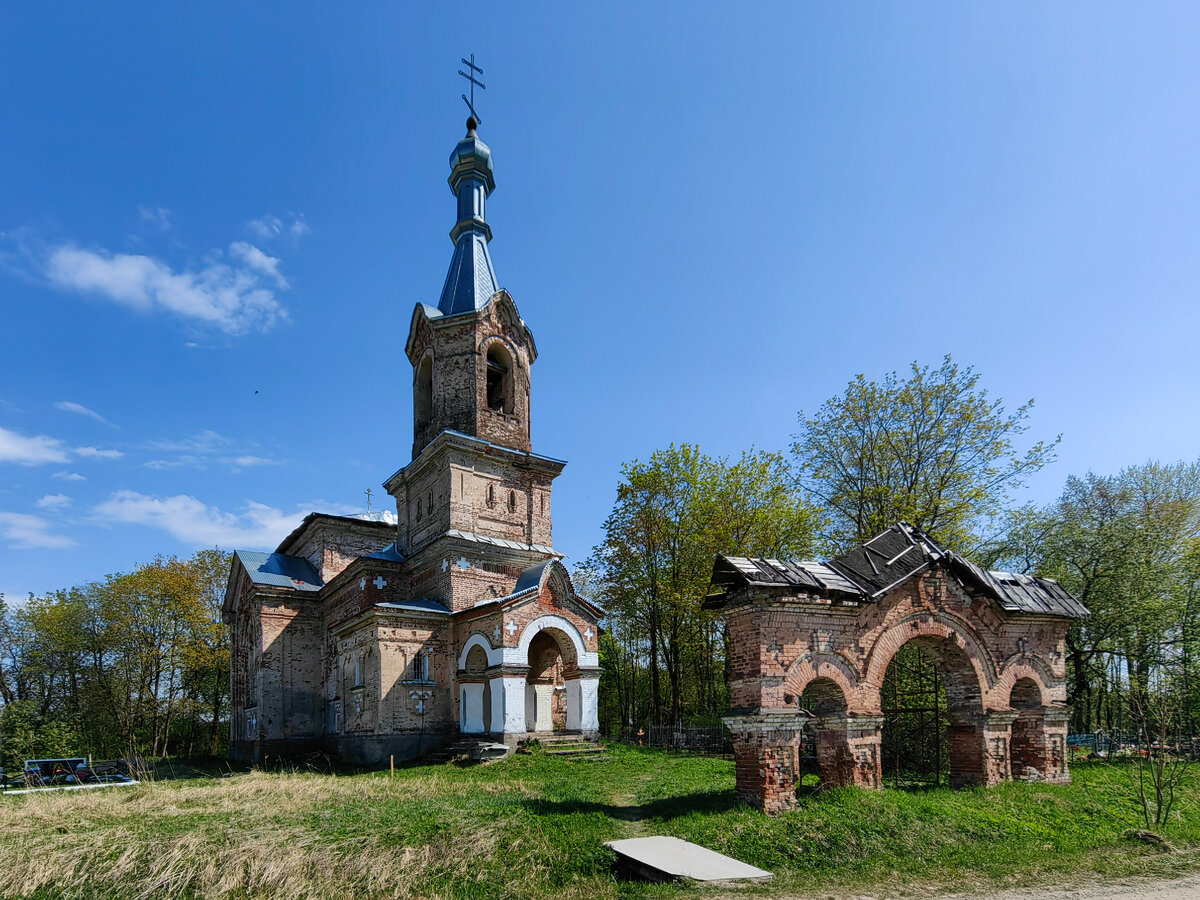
[373,576,387,590]
[359,578,366,590]
[584,626,594,641]
[493,626,501,642]
[456,557,470,571]
[505,620,519,637]
[442,559,449,573]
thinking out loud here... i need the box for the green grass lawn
[1,744,1197,899]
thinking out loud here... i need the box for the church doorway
[880,636,984,789]
[525,629,570,733]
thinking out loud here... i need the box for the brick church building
[224,118,602,764]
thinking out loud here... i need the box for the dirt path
[782,872,1200,900]
[934,872,1200,900]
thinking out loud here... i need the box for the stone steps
[425,739,511,765]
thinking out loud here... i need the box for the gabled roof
[275,512,395,556]
[234,550,323,592]
[708,522,1089,619]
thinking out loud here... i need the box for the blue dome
[448,122,495,193]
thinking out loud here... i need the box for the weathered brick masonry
[709,523,1088,814]
[223,119,601,765]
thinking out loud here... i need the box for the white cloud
[144,430,278,471]
[230,455,280,467]
[55,401,117,428]
[53,471,86,482]
[148,429,230,455]
[246,215,283,240]
[93,491,302,549]
[138,206,172,231]
[0,511,77,549]
[247,214,308,242]
[35,493,72,509]
[44,244,288,335]
[75,446,124,460]
[229,242,288,288]
[0,426,69,465]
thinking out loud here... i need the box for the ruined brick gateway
[223,119,601,764]
[707,523,1089,813]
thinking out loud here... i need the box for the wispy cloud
[246,214,309,242]
[229,242,288,288]
[230,455,280,467]
[0,511,77,549]
[53,471,86,482]
[55,401,117,428]
[144,430,279,471]
[35,493,72,509]
[43,242,289,335]
[138,206,172,231]
[75,446,123,460]
[0,426,69,465]
[93,491,302,549]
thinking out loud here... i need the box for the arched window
[508,490,517,512]
[486,483,496,508]
[486,343,513,414]
[415,355,433,433]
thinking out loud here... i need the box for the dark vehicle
[21,758,135,789]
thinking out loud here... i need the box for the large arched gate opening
[880,636,985,788]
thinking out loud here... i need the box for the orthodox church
[224,117,602,764]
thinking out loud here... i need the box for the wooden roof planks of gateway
[706,521,1089,619]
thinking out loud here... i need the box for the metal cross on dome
[458,53,486,124]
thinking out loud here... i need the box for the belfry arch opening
[486,343,513,414]
[414,355,433,434]
[880,636,984,789]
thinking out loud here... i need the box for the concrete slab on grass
[605,836,773,883]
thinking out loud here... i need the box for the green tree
[987,461,1200,733]
[793,356,1059,552]
[586,445,819,731]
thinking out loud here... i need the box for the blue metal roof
[235,550,323,592]
[364,542,406,563]
[437,124,500,317]
[376,598,451,615]
[514,559,553,594]
[438,231,498,316]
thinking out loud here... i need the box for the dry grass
[0,749,1197,900]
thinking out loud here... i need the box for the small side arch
[995,657,1061,708]
[458,632,500,670]
[782,653,860,709]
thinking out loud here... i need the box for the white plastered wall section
[458,614,599,734]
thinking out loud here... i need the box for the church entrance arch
[517,615,585,733]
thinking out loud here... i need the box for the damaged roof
[708,522,1088,619]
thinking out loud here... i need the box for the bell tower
[404,116,536,460]
[388,118,561,572]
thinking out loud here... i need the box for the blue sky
[2,4,1199,600]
